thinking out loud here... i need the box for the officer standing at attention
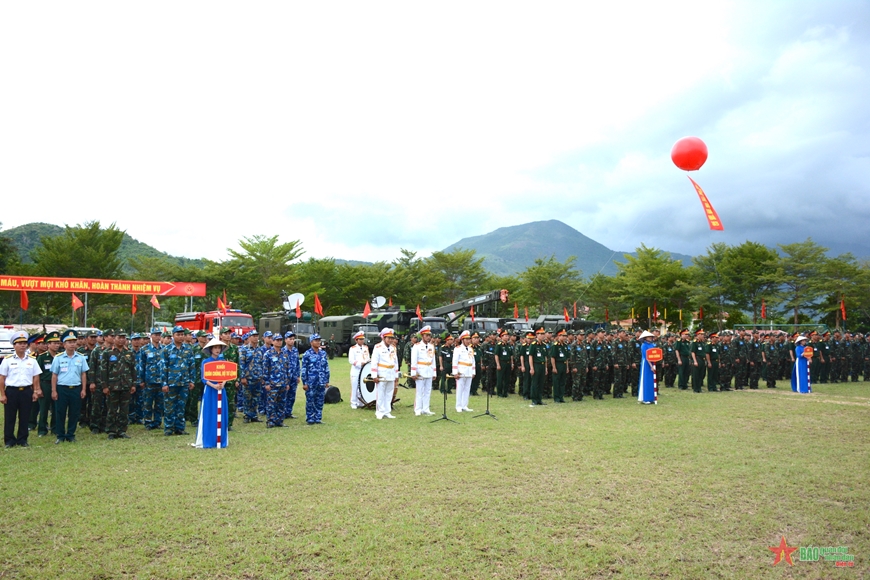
[704,332,720,392]
[348,330,370,409]
[101,331,137,439]
[34,331,61,437]
[51,330,89,443]
[676,330,692,390]
[550,330,570,403]
[301,334,330,425]
[219,328,239,429]
[0,331,43,448]
[138,328,166,430]
[470,332,483,397]
[527,328,548,407]
[690,330,707,393]
[494,329,513,399]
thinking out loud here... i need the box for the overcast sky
[2,1,868,267]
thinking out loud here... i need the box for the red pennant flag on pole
[761,299,766,319]
[524,307,528,322]
[223,289,228,309]
[416,304,423,321]
[363,301,371,318]
[514,303,519,318]
[295,300,302,320]
[563,307,570,322]
[150,295,161,309]
[20,291,28,311]
[470,306,475,322]
[653,301,657,323]
[573,301,577,318]
[388,296,392,307]
[841,297,847,321]
[605,308,609,322]
[314,293,323,316]
[699,306,704,320]
[687,176,724,231]
[132,294,138,315]
[72,294,84,311]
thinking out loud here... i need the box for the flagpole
[151,304,154,329]
[84,293,88,327]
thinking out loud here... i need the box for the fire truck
[174,310,256,336]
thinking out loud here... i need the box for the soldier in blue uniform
[138,328,165,430]
[301,334,330,424]
[261,333,292,428]
[162,326,194,435]
[283,331,301,420]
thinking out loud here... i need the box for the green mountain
[442,219,692,277]
[1,222,205,272]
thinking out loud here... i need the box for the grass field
[1,356,868,579]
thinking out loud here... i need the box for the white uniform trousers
[455,376,472,412]
[350,370,361,408]
[414,378,432,414]
[375,380,395,419]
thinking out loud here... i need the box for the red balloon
[671,137,708,171]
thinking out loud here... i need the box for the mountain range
[2,220,692,278]
[443,220,692,276]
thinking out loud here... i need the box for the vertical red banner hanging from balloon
[687,177,724,231]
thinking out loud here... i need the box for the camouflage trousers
[719,363,733,389]
[106,388,132,435]
[663,363,677,387]
[142,384,164,429]
[748,362,761,388]
[89,387,107,432]
[266,386,286,426]
[571,368,585,401]
[592,368,609,399]
[163,385,189,434]
[733,363,748,389]
[283,382,298,418]
[185,382,203,424]
[128,387,144,424]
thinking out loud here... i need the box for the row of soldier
[397,327,870,403]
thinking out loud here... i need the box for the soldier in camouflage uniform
[611,330,629,398]
[470,332,483,396]
[829,332,842,383]
[571,331,587,401]
[138,328,165,430]
[629,331,642,397]
[162,326,195,436]
[88,329,113,434]
[732,330,748,389]
[747,331,763,389]
[186,331,206,425]
[704,333,720,391]
[676,330,692,390]
[518,332,532,399]
[439,335,455,394]
[527,328,548,406]
[101,331,137,439]
[482,333,497,396]
[763,334,779,388]
[689,330,707,393]
[76,331,98,427]
[863,335,870,381]
[662,334,677,388]
[590,330,610,400]
[219,328,239,428]
[718,332,734,391]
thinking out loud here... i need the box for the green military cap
[183,328,191,335]
[116,330,128,338]
[162,331,171,338]
[45,331,61,343]
[103,328,115,337]
[220,327,232,334]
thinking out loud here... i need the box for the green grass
[2,357,868,579]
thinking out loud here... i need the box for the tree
[30,221,125,325]
[616,245,692,327]
[718,241,780,323]
[424,248,490,305]
[517,255,583,315]
[762,239,828,326]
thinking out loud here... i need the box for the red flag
[470,306,475,322]
[761,300,766,319]
[72,294,84,311]
[513,303,519,318]
[416,304,423,321]
[699,306,704,320]
[605,308,609,322]
[20,291,28,311]
[223,289,229,310]
[150,295,161,309]
[363,301,371,318]
[841,297,847,321]
[573,301,577,318]
[524,307,528,322]
[217,296,226,313]
[687,176,724,231]
[563,307,570,322]
[653,301,657,323]
[388,296,392,307]
[132,294,138,315]
[295,300,302,320]
[314,293,323,316]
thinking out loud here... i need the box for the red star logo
[768,536,798,566]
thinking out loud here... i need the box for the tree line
[1,221,868,332]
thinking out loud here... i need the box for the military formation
[401,327,870,404]
[4,321,869,449]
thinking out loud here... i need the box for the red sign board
[802,346,814,359]
[0,276,206,296]
[646,347,663,363]
[203,361,238,382]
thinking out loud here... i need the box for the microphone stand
[431,374,459,424]
[473,378,497,420]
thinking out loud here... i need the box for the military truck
[531,315,601,333]
[317,314,364,356]
[258,311,315,353]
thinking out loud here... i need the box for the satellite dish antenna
[372,296,386,309]
[286,293,305,310]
